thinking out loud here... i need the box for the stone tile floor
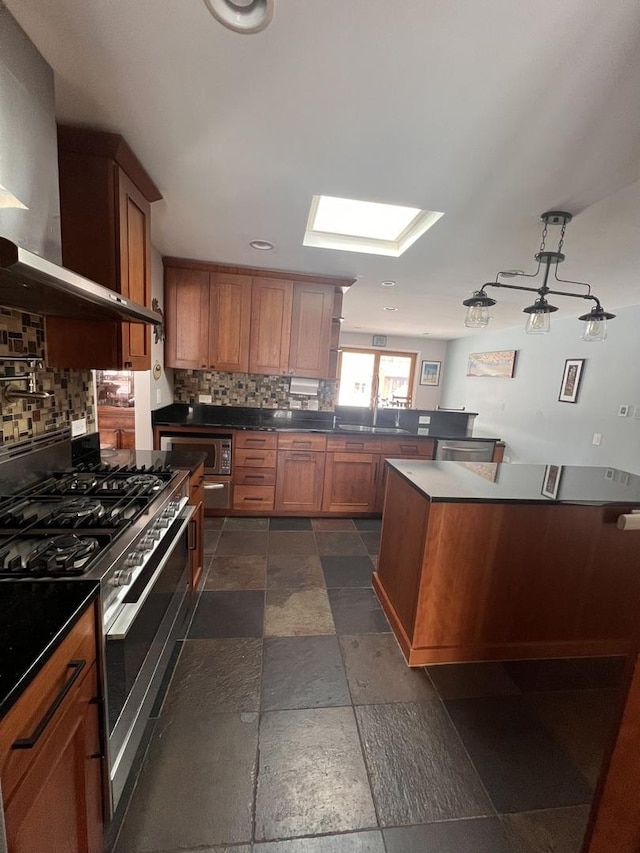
[111,517,624,853]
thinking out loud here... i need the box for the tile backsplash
[0,308,95,443]
[173,369,337,411]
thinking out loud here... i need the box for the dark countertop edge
[0,581,100,719]
[151,421,501,442]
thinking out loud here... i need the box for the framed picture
[372,335,387,347]
[419,360,441,386]
[467,350,517,378]
[558,358,585,403]
[541,464,562,499]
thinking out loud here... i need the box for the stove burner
[68,473,98,492]
[27,534,100,574]
[56,498,106,521]
[124,474,163,491]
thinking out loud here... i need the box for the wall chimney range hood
[0,238,161,324]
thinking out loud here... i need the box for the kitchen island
[374,460,640,666]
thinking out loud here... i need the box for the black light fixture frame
[463,211,615,326]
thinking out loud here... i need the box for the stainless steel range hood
[0,237,161,324]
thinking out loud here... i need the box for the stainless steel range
[0,429,196,815]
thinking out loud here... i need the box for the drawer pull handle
[246,440,266,446]
[245,456,266,463]
[291,454,311,461]
[243,497,264,502]
[204,484,225,490]
[245,475,265,481]
[12,660,87,750]
[400,445,418,453]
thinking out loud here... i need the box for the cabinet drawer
[233,485,275,511]
[0,605,97,805]
[235,468,276,486]
[381,437,435,458]
[235,432,277,450]
[235,448,277,469]
[277,433,327,451]
[326,436,383,453]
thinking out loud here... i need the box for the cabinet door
[275,450,325,513]
[208,273,252,372]
[288,283,334,378]
[322,452,379,513]
[118,167,152,370]
[165,268,210,369]
[249,278,293,375]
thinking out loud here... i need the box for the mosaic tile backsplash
[0,308,95,444]
[173,369,337,411]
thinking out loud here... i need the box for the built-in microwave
[159,433,232,475]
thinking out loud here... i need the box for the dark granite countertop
[0,580,99,718]
[388,459,640,505]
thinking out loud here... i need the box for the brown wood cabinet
[188,461,205,589]
[275,434,326,513]
[163,258,353,379]
[47,126,161,370]
[97,406,135,450]
[0,604,103,853]
[233,431,277,512]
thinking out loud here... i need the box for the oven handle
[203,483,225,490]
[106,507,194,641]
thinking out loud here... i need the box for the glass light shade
[581,316,607,342]
[524,310,551,334]
[464,304,490,328]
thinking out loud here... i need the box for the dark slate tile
[312,518,357,531]
[383,818,512,853]
[189,591,265,638]
[149,639,183,718]
[501,805,591,853]
[164,847,251,853]
[321,555,374,588]
[255,707,377,841]
[262,636,350,710]
[340,634,435,704]
[254,831,385,852]
[316,532,368,556]
[360,531,380,556]
[204,530,220,554]
[163,638,262,715]
[267,554,325,589]
[215,530,269,556]
[503,656,626,692]
[355,701,492,825]
[328,588,390,634]
[264,588,335,636]
[223,516,269,530]
[268,530,318,554]
[526,688,621,787]
[353,518,382,532]
[204,516,225,530]
[427,661,520,700]
[270,517,313,530]
[114,708,258,851]
[445,695,594,813]
[205,555,267,590]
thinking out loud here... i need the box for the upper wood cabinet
[46,126,161,370]
[163,259,353,378]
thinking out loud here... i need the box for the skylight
[303,195,444,257]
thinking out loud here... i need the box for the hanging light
[462,211,616,340]
[203,0,274,34]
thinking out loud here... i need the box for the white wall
[339,332,448,409]
[441,305,640,471]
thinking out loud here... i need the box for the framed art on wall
[558,358,585,403]
[541,464,562,499]
[419,360,441,386]
[467,350,517,378]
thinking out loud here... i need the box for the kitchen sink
[338,424,411,435]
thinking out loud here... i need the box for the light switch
[198,394,212,404]
[592,433,602,446]
[156,389,162,404]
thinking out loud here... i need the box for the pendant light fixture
[462,212,615,340]
[203,0,274,34]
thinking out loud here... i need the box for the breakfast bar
[373,460,640,666]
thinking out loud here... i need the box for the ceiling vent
[203,0,274,33]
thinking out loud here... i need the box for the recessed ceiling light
[250,239,274,250]
[202,0,274,34]
[380,280,396,288]
[383,306,398,312]
[303,195,444,257]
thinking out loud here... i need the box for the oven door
[104,506,194,811]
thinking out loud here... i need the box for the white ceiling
[7,0,640,339]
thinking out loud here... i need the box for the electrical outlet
[592,432,602,446]
[419,416,431,424]
[417,427,430,435]
[618,404,630,417]
[198,394,212,404]
[503,455,511,463]
[156,389,162,404]
[71,417,87,437]
[634,406,640,420]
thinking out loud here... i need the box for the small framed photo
[419,360,441,386]
[372,335,387,347]
[541,464,562,499]
[620,471,630,486]
[605,468,615,481]
[558,358,585,403]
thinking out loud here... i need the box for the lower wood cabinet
[233,431,277,512]
[322,452,380,514]
[98,406,135,450]
[275,450,325,513]
[0,604,103,853]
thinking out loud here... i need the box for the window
[337,348,417,407]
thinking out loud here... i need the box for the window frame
[337,347,417,408]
